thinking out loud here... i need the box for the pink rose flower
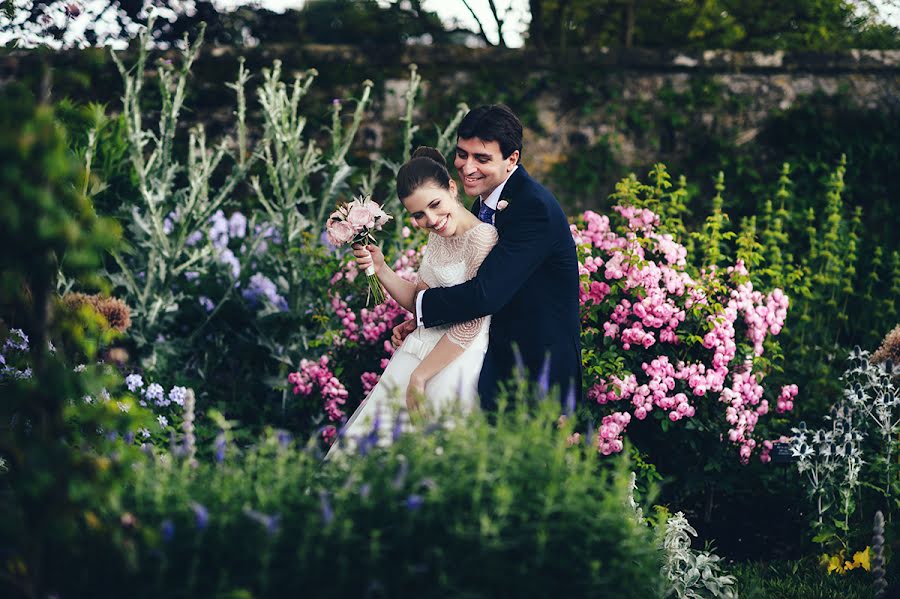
[347,203,376,230]
[326,220,355,246]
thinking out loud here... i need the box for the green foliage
[732,559,874,599]
[40,399,664,597]
[527,0,900,50]
[0,83,150,597]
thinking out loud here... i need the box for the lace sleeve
[447,224,499,348]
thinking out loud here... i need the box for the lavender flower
[157,415,169,428]
[537,354,551,397]
[243,507,281,536]
[190,501,209,530]
[125,373,144,392]
[405,494,424,511]
[83,395,93,404]
[319,490,334,525]
[160,519,175,542]
[214,432,227,463]
[184,271,200,282]
[275,429,292,448]
[564,382,577,417]
[139,427,151,439]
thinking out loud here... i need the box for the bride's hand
[406,373,426,418]
[353,243,385,275]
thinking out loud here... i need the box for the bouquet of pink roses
[326,195,393,305]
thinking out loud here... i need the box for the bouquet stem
[365,265,386,305]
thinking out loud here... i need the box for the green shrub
[48,399,664,597]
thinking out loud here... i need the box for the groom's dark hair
[457,104,523,163]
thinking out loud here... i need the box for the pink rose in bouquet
[325,195,393,305]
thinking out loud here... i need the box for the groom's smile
[454,137,519,199]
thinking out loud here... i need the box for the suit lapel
[493,166,529,227]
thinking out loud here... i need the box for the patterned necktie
[477,202,496,224]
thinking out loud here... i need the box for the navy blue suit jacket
[420,166,582,410]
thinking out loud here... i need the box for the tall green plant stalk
[108,16,256,349]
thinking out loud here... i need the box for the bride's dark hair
[396,146,453,201]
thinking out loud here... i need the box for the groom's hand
[391,318,416,348]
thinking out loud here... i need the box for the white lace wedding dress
[327,222,498,457]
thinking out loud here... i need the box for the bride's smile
[404,180,475,238]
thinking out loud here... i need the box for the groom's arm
[419,199,552,327]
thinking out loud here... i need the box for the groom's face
[454,137,519,199]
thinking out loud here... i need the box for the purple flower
[537,354,551,397]
[359,483,371,499]
[275,429,292,448]
[4,328,28,352]
[209,210,230,249]
[228,212,247,239]
[218,248,240,279]
[184,271,200,282]
[564,382,576,417]
[190,501,209,530]
[146,383,167,406]
[169,386,188,407]
[405,494,424,511]
[391,412,404,443]
[319,490,334,525]
[125,373,144,392]
[199,296,215,312]
[185,230,204,246]
[214,432,227,463]
[160,519,175,542]
[242,273,288,312]
[392,456,408,489]
[243,508,281,536]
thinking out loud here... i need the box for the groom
[399,104,582,410]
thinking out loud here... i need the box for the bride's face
[403,181,463,237]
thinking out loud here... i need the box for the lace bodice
[414,222,498,349]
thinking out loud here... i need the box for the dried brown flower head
[62,293,132,333]
[871,324,900,366]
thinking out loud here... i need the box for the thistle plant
[790,402,864,539]
[844,346,900,506]
[107,15,256,350]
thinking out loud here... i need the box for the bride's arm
[409,335,467,392]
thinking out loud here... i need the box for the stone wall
[2,45,898,182]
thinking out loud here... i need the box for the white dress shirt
[414,165,517,326]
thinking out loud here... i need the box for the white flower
[157,415,169,428]
[138,427,151,439]
[74,364,86,373]
[117,402,131,413]
[83,395,94,404]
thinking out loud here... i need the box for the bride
[327,147,498,456]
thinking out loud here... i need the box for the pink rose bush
[574,204,796,463]
[290,243,425,440]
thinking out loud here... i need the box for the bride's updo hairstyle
[396,146,455,202]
